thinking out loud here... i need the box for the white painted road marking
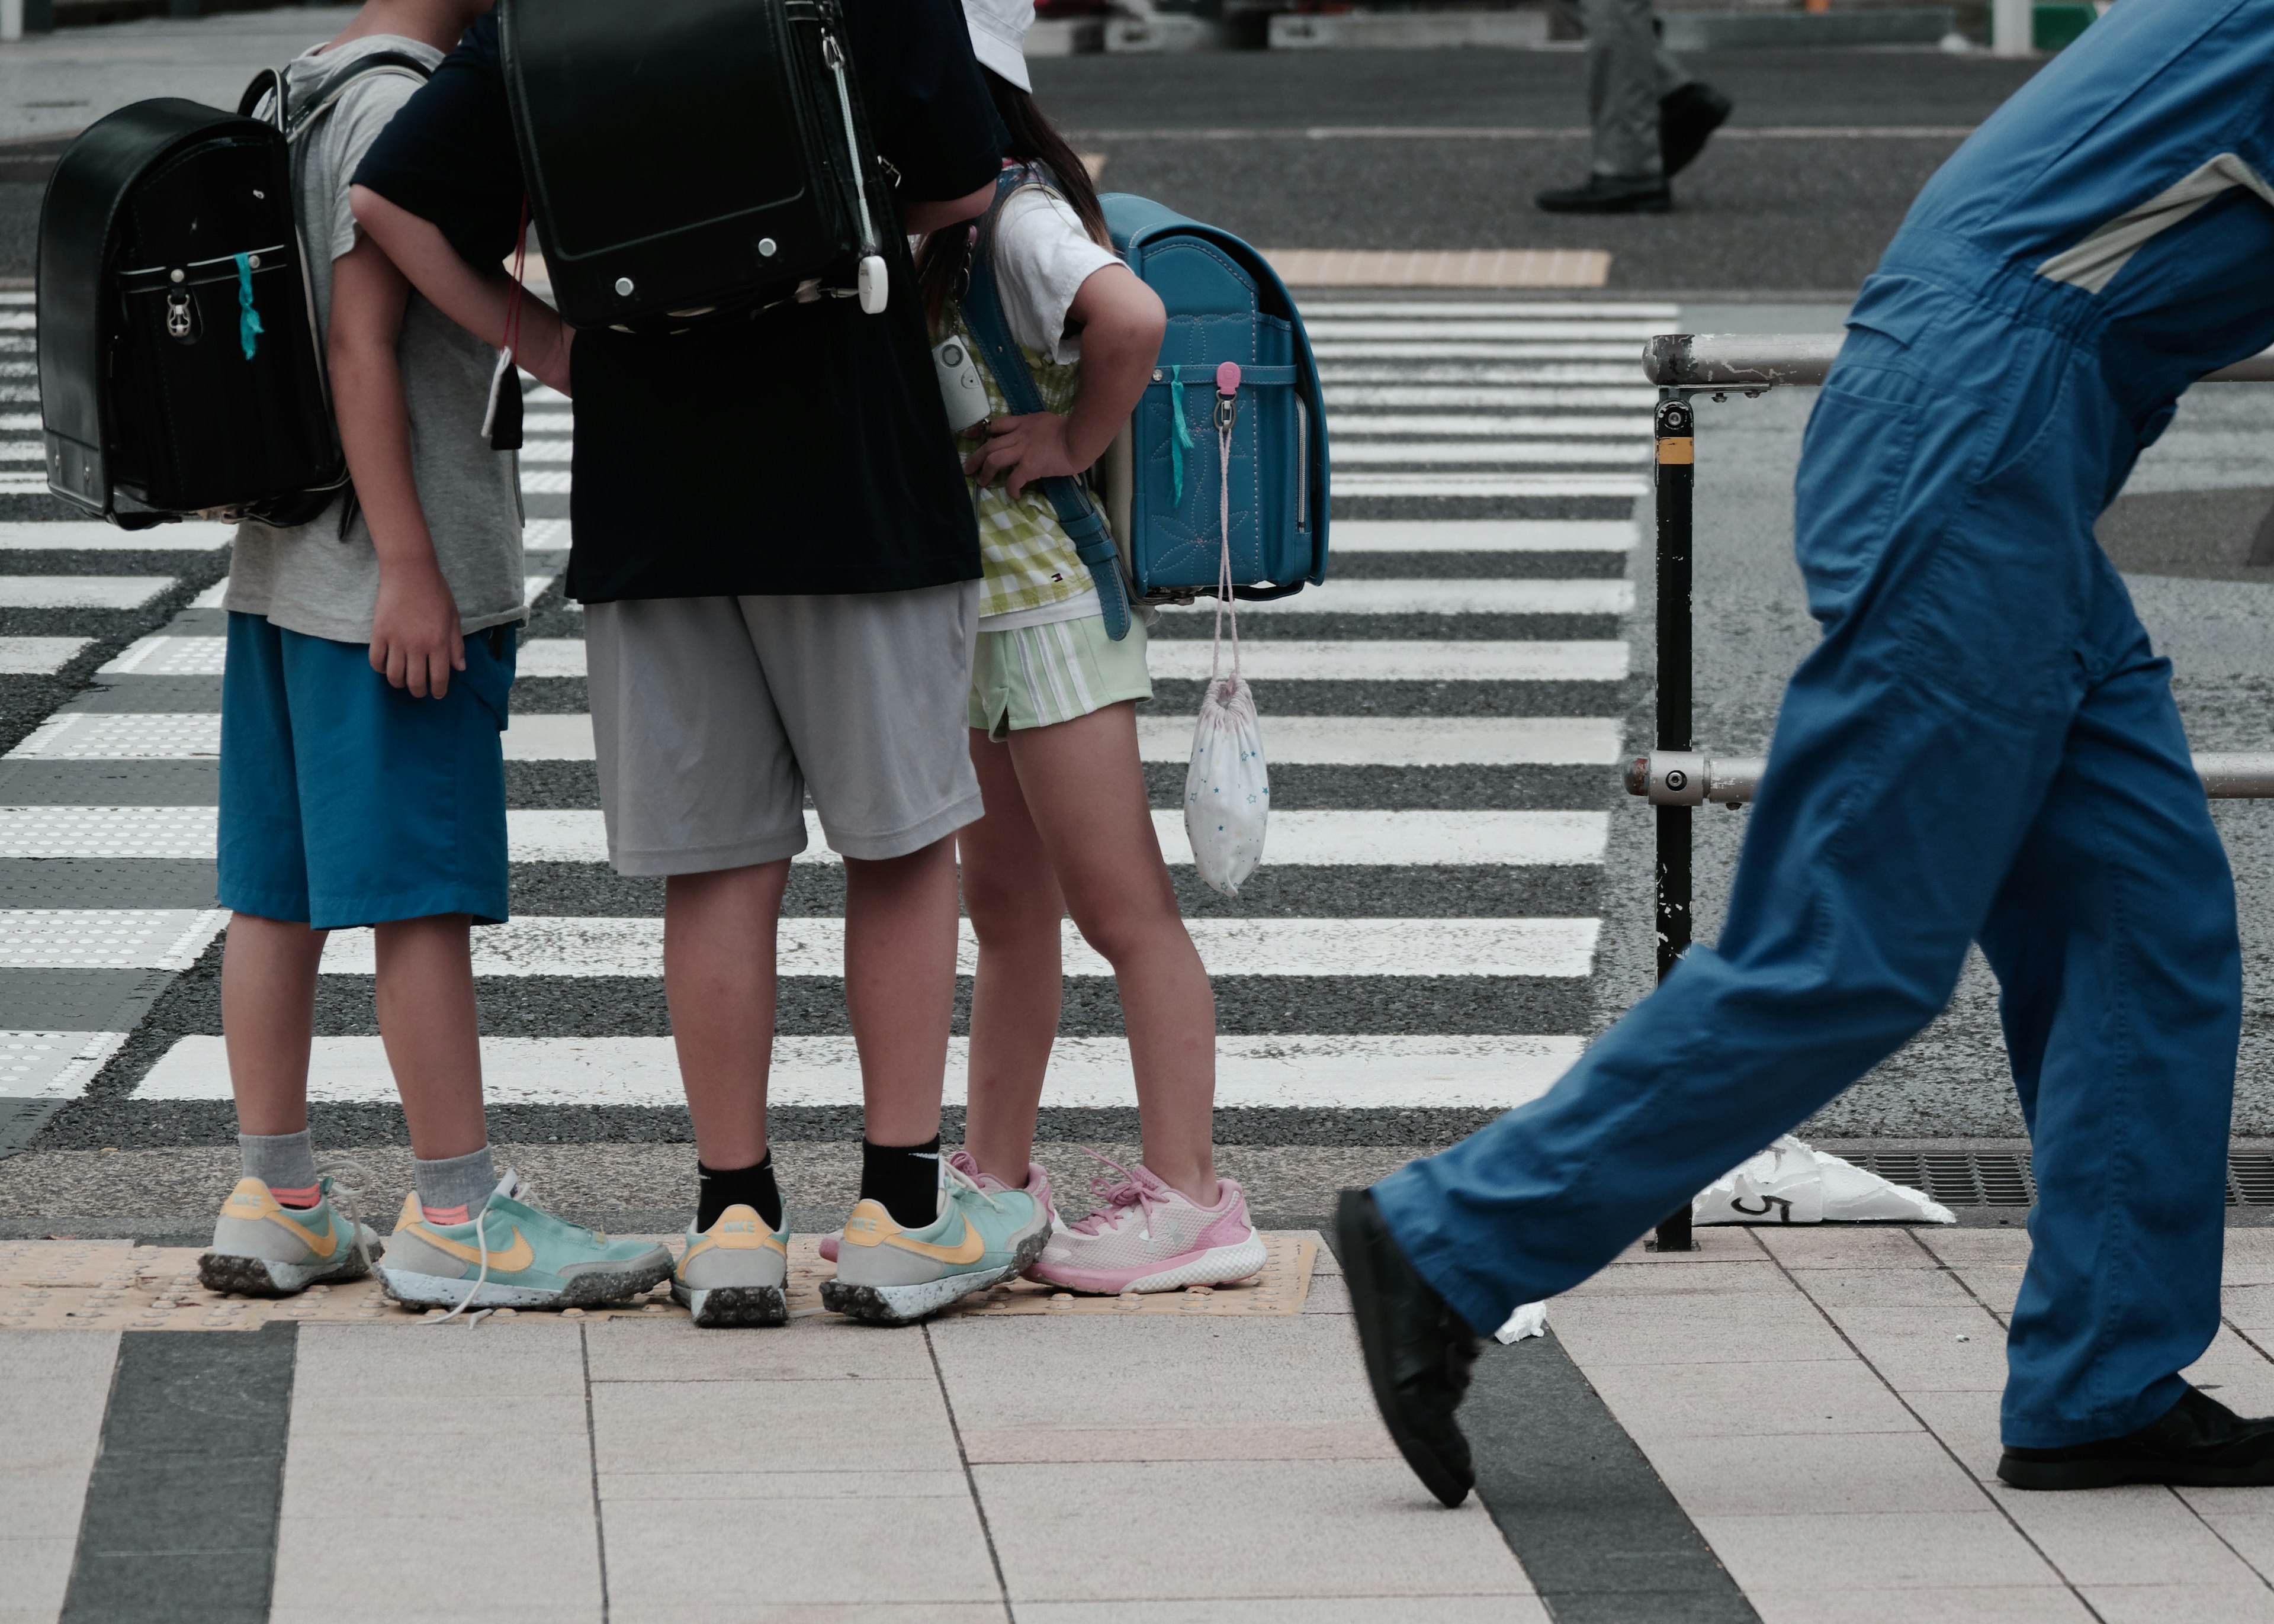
[1331,519,1634,552]
[0,637,89,673]
[0,576,175,609]
[0,522,233,551]
[1201,579,1633,615]
[0,909,226,969]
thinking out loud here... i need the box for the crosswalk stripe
[1332,519,1634,552]
[9,713,219,758]
[1306,321,1666,342]
[502,808,1610,867]
[0,909,226,969]
[91,631,1640,682]
[0,806,217,857]
[1331,474,1648,498]
[315,914,1603,979]
[1322,364,1643,384]
[135,1031,1584,1108]
[1300,301,1677,320]
[496,713,1624,767]
[1185,580,1631,615]
[1312,343,1640,361]
[0,1031,131,1099]
[0,576,175,608]
[1332,442,1647,467]
[0,522,233,551]
[0,637,89,674]
[1331,414,1649,438]
[1325,385,1658,409]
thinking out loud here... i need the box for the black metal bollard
[1652,390,1697,1253]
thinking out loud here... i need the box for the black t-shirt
[354,4,1002,602]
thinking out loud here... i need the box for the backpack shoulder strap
[282,50,434,144]
[961,167,1133,641]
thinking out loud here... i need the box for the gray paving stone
[1751,1227,1943,1270]
[602,1493,999,1611]
[1800,1302,2012,1393]
[1547,1294,1853,1368]
[1641,1432,1988,1518]
[1584,1359,1923,1442]
[1906,1389,2009,1481]
[1743,1584,2092,1623]
[1692,1510,2061,1592]
[591,1377,961,1477]
[584,1315,935,1383]
[2078,1584,2274,1623]
[1018,1603,1549,1623]
[1987,1484,2266,1589]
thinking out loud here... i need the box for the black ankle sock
[696,1155,782,1232]
[860,1136,942,1229]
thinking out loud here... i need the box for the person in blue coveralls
[1341,0,2274,1504]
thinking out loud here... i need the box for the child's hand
[964,411,1082,500]
[371,560,465,699]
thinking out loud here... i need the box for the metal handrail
[1624,750,2274,808]
[1642,333,2274,390]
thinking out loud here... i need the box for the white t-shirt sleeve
[992,186,1123,365]
[322,75,424,265]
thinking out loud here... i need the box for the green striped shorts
[968,612,1154,741]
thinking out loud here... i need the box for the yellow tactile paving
[0,1231,1315,1329]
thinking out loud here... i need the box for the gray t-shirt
[226,35,525,645]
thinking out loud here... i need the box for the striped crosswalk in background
[0,294,1662,1150]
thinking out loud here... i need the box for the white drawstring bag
[1692,1135,1956,1225]
[1184,362,1269,898]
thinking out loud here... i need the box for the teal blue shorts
[217,612,518,929]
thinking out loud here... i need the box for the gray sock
[413,1146,498,1223]
[239,1130,319,1200]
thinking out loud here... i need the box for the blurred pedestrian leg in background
[1537,0,1732,213]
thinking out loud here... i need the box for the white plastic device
[932,336,988,429]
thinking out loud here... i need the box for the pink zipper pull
[1216,361,1241,397]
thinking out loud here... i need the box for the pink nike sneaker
[818,1150,1058,1263]
[1026,1153,1268,1295]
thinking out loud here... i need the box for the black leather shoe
[1337,1188,1482,1507]
[1999,1388,2274,1490]
[1534,173,1672,215]
[1660,81,1733,179]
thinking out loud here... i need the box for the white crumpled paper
[1495,1300,1549,1346]
[1184,674,1268,898]
[1693,1134,1955,1226]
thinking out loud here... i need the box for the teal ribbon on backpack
[1168,365,1194,503]
[234,253,263,361]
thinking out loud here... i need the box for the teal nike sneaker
[673,1203,791,1328]
[199,1174,383,1297]
[821,1162,1051,1325]
[378,1172,672,1313]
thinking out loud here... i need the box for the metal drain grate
[1851,1150,2274,1208]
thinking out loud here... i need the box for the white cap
[963,0,1033,92]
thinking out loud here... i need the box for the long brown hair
[917,68,1111,327]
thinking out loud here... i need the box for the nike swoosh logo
[272,1207,340,1259]
[885,1212,987,1265]
[410,1222,535,1274]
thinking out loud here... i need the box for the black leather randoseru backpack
[499,0,895,329]
[37,52,430,530]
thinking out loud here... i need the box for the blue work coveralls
[1377,0,2274,1448]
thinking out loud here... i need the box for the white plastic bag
[1494,1300,1548,1346]
[1183,361,1268,899]
[1692,1135,1955,1226]
[1186,676,1268,898]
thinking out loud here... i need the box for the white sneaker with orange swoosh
[378,1171,673,1312]
[821,1161,1052,1325]
[674,1203,791,1327]
[199,1174,383,1297]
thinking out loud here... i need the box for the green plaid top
[943,303,1100,622]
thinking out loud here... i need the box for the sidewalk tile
[291,1322,587,1398]
[1017,1601,1547,1623]
[1547,1295,1854,1367]
[283,1430,596,1509]
[2184,1329,2274,1416]
[272,1509,603,1619]
[958,1424,1396,1464]
[585,1317,936,1382]
[1779,1265,1984,1310]
[929,1317,1379,1433]
[1563,1260,1789,1299]
[1753,1228,1944,1269]
[608,1609,1006,1623]
[602,1492,1000,1610]
[1309,1236,1341,1275]
[0,1469,106,1539]
[2173,1490,2274,1584]
[1303,1275,1352,1314]
[2080,1584,2274,1622]
[286,1391,591,1440]
[0,1539,73,1618]
[1585,1358,1921,1441]
[1808,1302,2012,1392]
[2222,1231,2274,1287]
[1605,1230,1766,1265]
[2224,1287,2274,1335]
[600,1469,969,1501]
[1916,1233,2035,1266]
[1945,1267,2028,1318]
[0,1329,114,1620]
[1692,1509,2060,1590]
[1645,1431,1988,1516]
[1989,1484,2262,1587]
[592,1377,961,1476]
[1907,1389,2008,1480]
[978,1459,1532,1602]
[1745,1584,2092,1623]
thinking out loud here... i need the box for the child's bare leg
[960,729,1065,1182]
[843,835,961,1148]
[1007,702,1219,1204]
[220,912,329,1138]
[372,914,486,1160]
[664,861,789,1170]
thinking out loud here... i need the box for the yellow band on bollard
[1657,438,1695,465]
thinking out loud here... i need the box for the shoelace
[1064,1147,1164,1237]
[314,1158,378,1279]
[941,1158,1005,1215]
[431,1169,529,1329]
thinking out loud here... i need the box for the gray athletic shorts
[583,584,984,875]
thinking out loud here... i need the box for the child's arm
[330,236,465,699]
[349,184,573,395]
[964,264,1165,501]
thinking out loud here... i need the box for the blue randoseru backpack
[959,176,1329,638]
